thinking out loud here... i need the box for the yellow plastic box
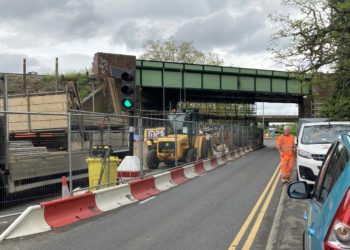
[86,156,120,191]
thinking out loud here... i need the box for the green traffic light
[122,99,133,109]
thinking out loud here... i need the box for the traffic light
[110,66,135,112]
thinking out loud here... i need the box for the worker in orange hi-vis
[276,126,296,183]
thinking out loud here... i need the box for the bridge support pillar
[264,121,269,129]
[299,96,313,118]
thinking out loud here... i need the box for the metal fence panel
[0,111,69,209]
[69,111,131,192]
[0,109,263,211]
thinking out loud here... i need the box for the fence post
[174,123,178,167]
[107,114,111,185]
[231,125,234,150]
[129,116,134,156]
[239,126,242,147]
[221,126,225,154]
[196,122,199,161]
[3,75,9,173]
[139,117,144,179]
[107,114,111,146]
[67,112,73,194]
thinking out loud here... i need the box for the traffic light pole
[129,111,134,156]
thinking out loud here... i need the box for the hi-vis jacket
[276,134,295,156]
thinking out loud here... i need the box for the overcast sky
[0,0,298,115]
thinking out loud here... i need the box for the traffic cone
[61,176,71,198]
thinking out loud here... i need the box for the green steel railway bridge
[90,53,313,119]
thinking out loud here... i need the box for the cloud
[111,21,168,49]
[0,0,104,49]
[96,0,212,20]
[174,9,267,51]
[59,54,93,73]
[0,0,70,19]
[0,0,288,75]
[0,0,275,52]
[0,53,40,73]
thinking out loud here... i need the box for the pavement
[265,138,309,250]
[266,173,309,250]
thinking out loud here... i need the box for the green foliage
[79,89,90,100]
[141,36,224,65]
[42,75,56,83]
[63,72,89,85]
[321,95,350,120]
[290,123,297,135]
[63,71,91,100]
[270,123,297,135]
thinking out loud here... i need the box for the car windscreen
[301,124,350,144]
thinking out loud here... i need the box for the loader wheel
[186,149,197,163]
[201,140,210,159]
[146,149,159,169]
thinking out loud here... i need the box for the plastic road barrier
[154,172,176,191]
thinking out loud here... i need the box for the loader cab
[167,109,199,134]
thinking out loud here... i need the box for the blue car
[288,133,350,250]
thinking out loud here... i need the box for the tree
[140,37,224,66]
[321,95,350,120]
[270,0,334,73]
[270,0,350,120]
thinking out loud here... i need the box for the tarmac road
[1,142,286,250]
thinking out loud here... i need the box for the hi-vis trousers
[280,154,294,179]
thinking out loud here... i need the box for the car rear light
[324,187,350,249]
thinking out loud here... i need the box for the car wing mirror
[288,181,310,199]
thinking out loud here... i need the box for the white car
[297,122,350,184]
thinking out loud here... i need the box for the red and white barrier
[222,154,228,164]
[217,154,228,165]
[0,205,50,240]
[183,164,198,179]
[41,193,101,228]
[129,176,160,200]
[203,159,213,171]
[226,151,235,161]
[237,147,244,157]
[0,147,258,241]
[94,184,136,212]
[194,162,206,175]
[154,172,176,191]
[170,167,188,185]
[210,157,219,168]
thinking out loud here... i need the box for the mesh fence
[0,112,69,209]
[0,110,263,211]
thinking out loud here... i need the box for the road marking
[0,212,22,219]
[228,164,280,250]
[266,182,287,249]
[139,197,155,204]
[241,169,280,249]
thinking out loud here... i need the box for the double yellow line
[228,164,280,250]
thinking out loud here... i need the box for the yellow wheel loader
[146,110,210,169]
